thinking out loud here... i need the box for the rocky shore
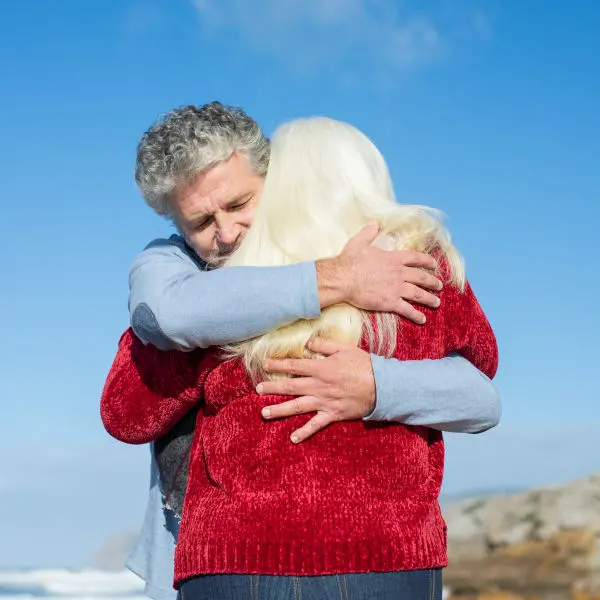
[444,473,600,600]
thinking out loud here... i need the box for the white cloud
[192,0,447,75]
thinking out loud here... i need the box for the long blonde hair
[224,117,464,382]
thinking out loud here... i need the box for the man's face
[170,152,264,264]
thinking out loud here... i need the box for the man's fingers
[394,299,427,325]
[257,376,316,397]
[262,396,319,420]
[403,267,443,292]
[344,222,380,250]
[394,250,437,271]
[399,282,441,309]
[263,357,317,376]
[290,412,334,444]
[305,336,347,356]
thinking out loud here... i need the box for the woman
[102,117,498,600]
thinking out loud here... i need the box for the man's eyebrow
[188,213,211,228]
[225,192,253,208]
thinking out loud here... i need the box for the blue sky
[1,0,598,568]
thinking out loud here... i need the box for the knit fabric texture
[101,279,498,587]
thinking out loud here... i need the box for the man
[118,102,500,599]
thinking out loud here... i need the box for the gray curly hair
[135,102,270,217]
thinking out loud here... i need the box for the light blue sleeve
[365,353,501,433]
[125,445,178,600]
[129,236,321,351]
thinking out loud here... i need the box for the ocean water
[0,569,145,600]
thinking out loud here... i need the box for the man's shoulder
[144,234,189,255]
[139,235,205,269]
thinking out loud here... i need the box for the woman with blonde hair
[102,117,497,600]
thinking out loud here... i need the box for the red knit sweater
[101,279,497,585]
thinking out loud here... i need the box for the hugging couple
[101,102,500,600]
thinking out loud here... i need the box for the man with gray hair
[117,102,500,599]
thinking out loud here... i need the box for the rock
[443,473,600,600]
[443,503,488,559]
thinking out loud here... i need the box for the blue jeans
[179,570,443,600]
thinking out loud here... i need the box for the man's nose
[215,218,240,246]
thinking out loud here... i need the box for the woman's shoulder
[202,357,256,405]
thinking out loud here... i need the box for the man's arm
[129,225,443,351]
[259,339,501,441]
[366,353,501,433]
[129,236,321,351]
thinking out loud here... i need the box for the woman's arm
[443,280,499,380]
[100,329,219,444]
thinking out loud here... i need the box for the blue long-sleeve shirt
[125,234,501,599]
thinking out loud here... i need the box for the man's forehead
[185,155,254,199]
[201,152,254,187]
[174,172,237,212]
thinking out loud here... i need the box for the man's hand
[256,337,376,443]
[316,223,442,324]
